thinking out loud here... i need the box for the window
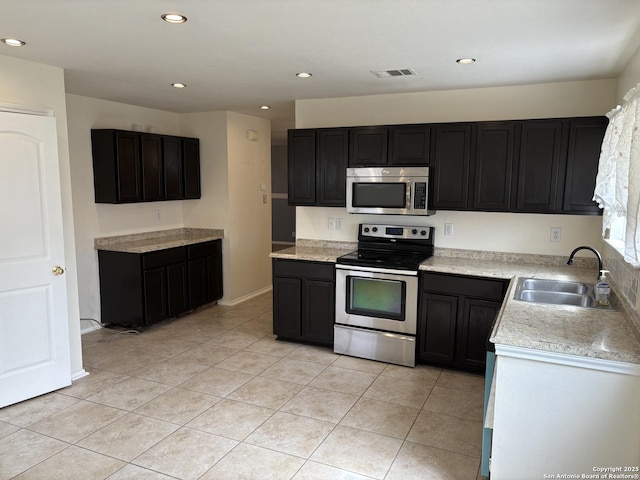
[593,83,640,266]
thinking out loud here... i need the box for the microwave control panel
[414,182,427,209]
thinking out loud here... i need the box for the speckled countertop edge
[95,228,224,253]
[269,239,357,262]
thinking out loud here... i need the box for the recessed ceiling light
[171,83,187,88]
[456,58,476,64]
[260,105,271,110]
[1,38,25,47]
[296,72,312,78]
[161,13,187,24]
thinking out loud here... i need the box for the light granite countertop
[271,241,640,365]
[95,228,224,253]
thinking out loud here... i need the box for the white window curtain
[593,83,640,266]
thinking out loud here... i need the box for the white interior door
[0,110,71,408]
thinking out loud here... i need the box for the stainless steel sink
[513,277,604,308]
[518,290,596,307]
[519,278,588,295]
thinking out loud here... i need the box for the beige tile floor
[0,293,489,480]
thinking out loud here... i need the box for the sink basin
[518,290,596,307]
[520,278,588,295]
[513,277,605,308]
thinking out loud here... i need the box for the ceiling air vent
[371,68,418,78]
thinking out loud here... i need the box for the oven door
[335,264,418,335]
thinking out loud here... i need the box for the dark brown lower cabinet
[98,240,222,328]
[418,272,508,372]
[272,259,335,347]
[188,241,223,309]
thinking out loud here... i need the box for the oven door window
[352,182,407,208]
[346,276,406,321]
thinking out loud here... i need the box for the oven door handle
[335,264,418,276]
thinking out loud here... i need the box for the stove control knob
[372,227,378,232]
[421,230,427,236]
[411,229,418,235]
[364,227,370,233]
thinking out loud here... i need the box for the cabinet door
[516,120,565,212]
[163,137,184,200]
[418,292,458,364]
[142,134,164,201]
[432,124,473,209]
[302,279,334,346]
[563,117,607,214]
[167,262,188,316]
[349,127,388,166]
[183,138,201,199]
[473,122,517,211]
[144,267,167,325]
[188,258,208,309]
[273,276,302,338]
[457,298,500,372]
[115,131,142,202]
[288,130,316,205]
[316,129,348,206]
[207,253,223,302]
[388,125,431,165]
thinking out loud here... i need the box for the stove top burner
[337,249,432,271]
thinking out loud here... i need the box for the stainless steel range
[334,223,434,367]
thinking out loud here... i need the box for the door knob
[52,266,65,276]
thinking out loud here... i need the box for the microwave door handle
[406,181,412,208]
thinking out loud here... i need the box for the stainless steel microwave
[346,166,434,216]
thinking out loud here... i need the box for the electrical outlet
[328,218,335,230]
[335,217,343,230]
[550,227,562,243]
[444,223,454,236]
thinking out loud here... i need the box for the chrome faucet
[566,246,603,281]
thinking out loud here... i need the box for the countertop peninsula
[272,242,640,366]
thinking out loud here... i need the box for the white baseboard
[81,322,102,335]
[218,285,273,307]
[71,369,89,381]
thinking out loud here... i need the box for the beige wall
[182,112,272,303]
[68,98,272,323]
[225,112,272,302]
[617,44,640,101]
[0,54,83,376]
[66,94,183,329]
[295,79,617,257]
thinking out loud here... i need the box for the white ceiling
[2,0,640,142]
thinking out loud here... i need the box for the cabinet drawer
[421,272,506,301]
[273,259,334,281]
[188,240,221,259]
[143,247,186,269]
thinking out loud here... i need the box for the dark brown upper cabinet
[388,125,431,166]
[92,130,142,203]
[91,129,200,204]
[349,127,388,166]
[183,138,201,199]
[516,120,565,212]
[163,136,184,200]
[316,129,349,205]
[288,129,317,205]
[141,134,164,201]
[432,123,474,209]
[288,128,348,206]
[562,117,607,214]
[472,122,518,211]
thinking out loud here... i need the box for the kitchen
[1,1,640,479]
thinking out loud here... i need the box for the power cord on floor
[81,317,139,342]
